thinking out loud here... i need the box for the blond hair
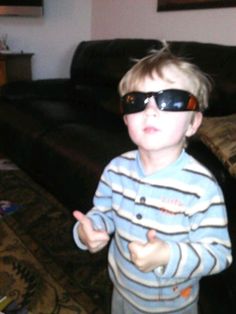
[119,44,212,112]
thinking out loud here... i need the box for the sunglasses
[120,89,199,115]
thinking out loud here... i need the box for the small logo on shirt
[159,197,185,215]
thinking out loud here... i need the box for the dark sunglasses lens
[121,93,146,114]
[155,90,198,111]
[155,90,186,111]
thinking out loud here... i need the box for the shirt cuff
[73,221,88,250]
[154,241,181,278]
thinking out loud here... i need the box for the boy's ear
[186,112,203,137]
[123,115,128,125]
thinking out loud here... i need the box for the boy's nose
[144,97,160,115]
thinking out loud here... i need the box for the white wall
[0,0,92,79]
[91,0,236,45]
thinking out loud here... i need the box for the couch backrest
[70,39,163,87]
[70,39,236,117]
[170,41,236,116]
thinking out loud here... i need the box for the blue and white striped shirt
[73,150,232,313]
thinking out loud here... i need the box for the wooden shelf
[0,52,34,86]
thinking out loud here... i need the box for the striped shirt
[73,150,232,313]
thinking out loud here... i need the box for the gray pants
[111,288,198,314]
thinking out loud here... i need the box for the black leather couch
[0,39,235,213]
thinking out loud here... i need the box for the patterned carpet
[0,160,112,314]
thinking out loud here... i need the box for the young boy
[73,46,232,314]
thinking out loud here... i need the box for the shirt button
[136,213,143,220]
[140,197,146,204]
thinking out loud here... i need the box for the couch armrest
[187,132,236,209]
[0,79,73,102]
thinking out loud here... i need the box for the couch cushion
[1,79,72,102]
[74,85,121,115]
[197,114,236,177]
[32,123,135,209]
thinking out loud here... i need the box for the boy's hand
[73,210,110,253]
[128,230,170,272]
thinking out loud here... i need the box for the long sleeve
[161,184,232,279]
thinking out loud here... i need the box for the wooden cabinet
[0,53,33,86]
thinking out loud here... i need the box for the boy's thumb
[147,229,157,243]
[73,210,86,222]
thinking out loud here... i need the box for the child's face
[123,67,202,158]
